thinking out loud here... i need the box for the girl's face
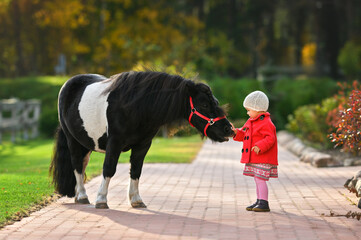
[246,108,260,119]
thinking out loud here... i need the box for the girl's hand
[252,146,260,154]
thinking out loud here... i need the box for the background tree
[0,0,360,79]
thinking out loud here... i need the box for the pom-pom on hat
[243,90,269,112]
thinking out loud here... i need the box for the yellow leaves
[132,59,196,78]
[91,2,203,72]
[74,44,90,54]
[302,42,317,66]
[0,0,11,14]
[18,0,205,75]
[137,8,158,22]
[63,37,90,54]
[34,0,88,28]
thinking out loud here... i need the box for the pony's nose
[224,125,232,135]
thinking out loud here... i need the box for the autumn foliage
[328,81,361,155]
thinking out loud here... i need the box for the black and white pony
[50,71,233,209]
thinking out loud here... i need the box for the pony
[50,71,233,209]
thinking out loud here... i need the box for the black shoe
[246,199,260,211]
[253,199,270,212]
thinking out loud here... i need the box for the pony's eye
[203,104,208,108]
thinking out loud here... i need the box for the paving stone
[1,140,360,240]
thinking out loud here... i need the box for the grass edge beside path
[0,135,204,229]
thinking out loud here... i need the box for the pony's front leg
[95,140,121,209]
[129,178,146,208]
[128,142,151,208]
[95,176,111,209]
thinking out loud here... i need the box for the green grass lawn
[0,135,203,228]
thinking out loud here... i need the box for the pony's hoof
[131,202,147,208]
[95,203,109,209]
[75,198,90,204]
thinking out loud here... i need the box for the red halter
[188,97,226,136]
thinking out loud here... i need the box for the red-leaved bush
[328,82,361,155]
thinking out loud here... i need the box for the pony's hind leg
[65,133,92,204]
[74,151,91,204]
[128,141,151,208]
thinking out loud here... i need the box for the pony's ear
[186,81,198,97]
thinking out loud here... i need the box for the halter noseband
[188,97,226,136]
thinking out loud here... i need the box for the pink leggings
[254,177,268,201]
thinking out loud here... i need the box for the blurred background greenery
[0,0,361,144]
[2,0,361,79]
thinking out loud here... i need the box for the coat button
[246,149,248,153]
[244,136,246,140]
[247,136,249,140]
[242,149,244,153]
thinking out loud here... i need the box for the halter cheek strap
[188,97,226,136]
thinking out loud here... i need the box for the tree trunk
[315,0,340,79]
[251,26,259,78]
[294,8,306,66]
[11,0,26,76]
[196,0,204,21]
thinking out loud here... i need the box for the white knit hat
[243,90,269,112]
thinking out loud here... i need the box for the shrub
[273,77,338,129]
[327,81,361,128]
[338,41,361,79]
[286,80,361,152]
[328,88,361,156]
[286,97,338,149]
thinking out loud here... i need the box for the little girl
[231,90,278,212]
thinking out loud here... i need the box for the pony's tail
[49,126,76,197]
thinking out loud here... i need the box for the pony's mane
[104,71,194,126]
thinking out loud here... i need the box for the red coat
[233,112,278,165]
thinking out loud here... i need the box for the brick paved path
[1,140,360,240]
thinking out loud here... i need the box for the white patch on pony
[78,78,111,152]
[128,178,143,205]
[74,170,88,201]
[96,177,111,204]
